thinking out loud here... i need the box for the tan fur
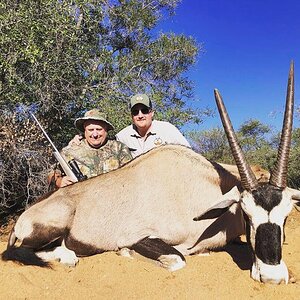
[14,145,247,257]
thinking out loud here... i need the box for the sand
[0,208,299,300]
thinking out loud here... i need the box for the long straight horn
[269,61,294,189]
[214,89,258,191]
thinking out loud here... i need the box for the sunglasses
[131,107,151,116]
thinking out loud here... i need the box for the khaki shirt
[116,120,191,158]
[54,139,132,179]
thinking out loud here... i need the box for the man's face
[131,104,154,133]
[84,120,108,148]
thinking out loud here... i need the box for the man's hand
[68,134,83,146]
[48,171,76,188]
[55,175,76,188]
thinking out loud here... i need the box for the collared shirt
[116,120,191,158]
[57,139,132,178]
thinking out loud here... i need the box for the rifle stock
[53,152,78,182]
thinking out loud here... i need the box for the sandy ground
[0,208,299,300]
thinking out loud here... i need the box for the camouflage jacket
[56,139,132,179]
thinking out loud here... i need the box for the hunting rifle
[31,113,87,182]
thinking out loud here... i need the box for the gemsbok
[2,62,299,284]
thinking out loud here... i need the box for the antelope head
[215,61,300,284]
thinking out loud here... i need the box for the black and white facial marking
[240,184,293,284]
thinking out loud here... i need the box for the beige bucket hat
[74,109,114,132]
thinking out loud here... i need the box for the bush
[0,110,53,225]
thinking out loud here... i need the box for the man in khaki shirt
[116,94,191,158]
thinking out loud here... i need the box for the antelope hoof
[53,247,79,267]
[158,254,186,271]
[117,247,135,259]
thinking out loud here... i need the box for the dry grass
[0,217,16,242]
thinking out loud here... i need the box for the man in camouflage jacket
[49,109,132,188]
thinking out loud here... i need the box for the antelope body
[2,63,299,285]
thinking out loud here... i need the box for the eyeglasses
[131,107,151,116]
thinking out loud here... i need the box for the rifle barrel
[30,113,59,153]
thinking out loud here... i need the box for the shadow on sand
[218,241,252,271]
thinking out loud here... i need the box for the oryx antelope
[2,63,299,284]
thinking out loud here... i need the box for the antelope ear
[287,188,300,209]
[193,186,240,221]
[288,187,300,200]
[286,187,300,202]
[193,199,238,221]
[284,187,300,211]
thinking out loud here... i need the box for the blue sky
[160,0,300,132]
